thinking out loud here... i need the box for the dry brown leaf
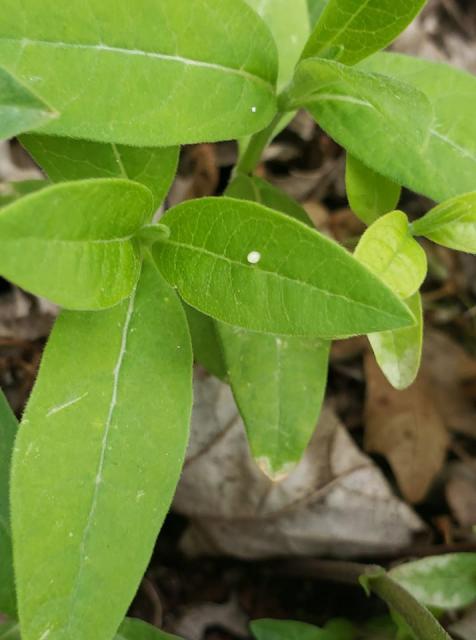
[446,462,476,528]
[173,372,424,560]
[422,330,476,439]
[364,353,449,504]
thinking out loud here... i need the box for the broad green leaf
[0,389,17,618]
[0,0,277,146]
[0,179,153,310]
[302,0,425,65]
[0,622,20,639]
[183,303,228,380]
[346,155,401,225]
[369,293,423,390]
[245,0,310,91]
[251,619,354,640]
[411,192,476,253]
[284,59,436,204]
[360,52,476,202]
[0,180,47,208]
[153,197,414,338]
[227,174,313,226]
[0,66,56,140]
[390,554,476,611]
[218,324,329,478]
[11,256,193,640]
[117,618,182,640]
[354,211,427,299]
[308,0,330,27]
[21,135,179,210]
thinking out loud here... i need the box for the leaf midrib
[164,239,405,321]
[1,37,275,93]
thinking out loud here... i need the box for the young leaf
[183,303,228,381]
[117,618,182,640]
[0,389,17,618]
[0,66,56,139]
[21,135,179,210]
[390,554,476,611]
[283,59,436,204]
[251,618,353,640]
[153,197,414,338]
[369,293,423,391]
[301,0,425,65]
[0,0,277,146]
[360,53,476,202]
[0,179,153,310]
[11,257,193,640]
[354,211,427,300]
[0,179,47,208]
[227,174,313,226]
[346,155,401,226]
[217,324,329,479]
[411,192,476,253]
[245,0,310,91]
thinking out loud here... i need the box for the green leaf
[251,619,353,640]
[369,293,423,390]
[354,210,427,299]
[0,0,277,146]
[183,303,228,380]
[116,618,182,640]
[411,192,476,253]
[227,174,313,226]
[390,554,476,611]
[301,0,425,65]
[346,154,401,225]
[0,179,153,310]
[0,180,47,208]
[308,0,330,27]
[0,621,20,639]
[153,197,414,338]
[11,256,192,640]
[218,324,330,478]
[0,389,17,618]
[0,66,56,140]
[284,59,436,204]
[21,135,179,210]
[245,0,310,91]
[360,52,476,202]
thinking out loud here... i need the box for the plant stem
[235,112,284,176]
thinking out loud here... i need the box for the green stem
[235,112,284,176]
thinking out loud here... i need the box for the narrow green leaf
[369,293,423,390]
[346,155,401,225]
[360,52,476,202]
[354,211,427,299]
[0,389,17,618]
[21,135,179,210]
[0,179,153,310]
[411,192,476,253]
[302,0,425,65]
[390,554,476,611]
[308,0,330,27]
[0,66,56,140]
[0,622,20,639]
[11,257,193,640]
[218,325,329,478]
[251,619,353,640]
[0,180,47,208]
[224,175,328,477]
[153,197,414,338]
[183,303,228,381]
[245,0,310,91]
[0,0,277,146]
[284,59,435,204]
[227,174,313,226]
[116,618,182,640]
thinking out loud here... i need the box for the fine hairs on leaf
[1,2,475,640]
